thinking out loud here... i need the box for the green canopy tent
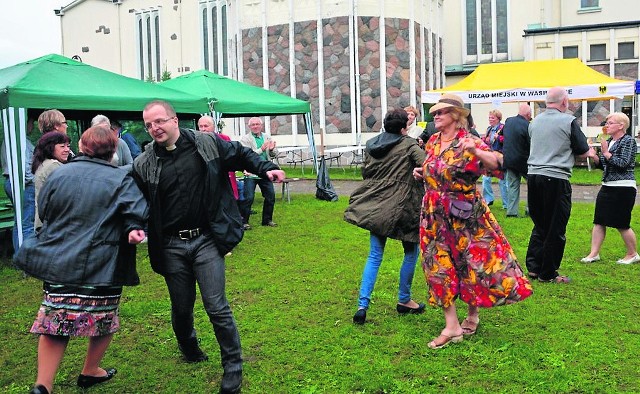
[0,54,210,247]
[160,69,318,172]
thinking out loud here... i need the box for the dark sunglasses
[433,109,450,116]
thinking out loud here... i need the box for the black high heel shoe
[29,385,49,394]
[396,303,426,314]
[77,368,117,388]
[353,308,366,324]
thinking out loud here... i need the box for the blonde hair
[606,112,630,130]
[489,109,502,120]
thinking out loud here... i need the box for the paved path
[285,179,635,203]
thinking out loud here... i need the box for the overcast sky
[0,0,67,69]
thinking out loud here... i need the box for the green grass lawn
[1,195,639,393]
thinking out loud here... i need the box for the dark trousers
[525,175,572,280]
[239,177,275,225]
[161,233,242,372]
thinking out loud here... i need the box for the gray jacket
[16,157,148,286]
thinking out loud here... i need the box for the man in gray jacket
[133,100,284,394]
[525,87,596,283]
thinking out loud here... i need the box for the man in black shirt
[133,100,285,394]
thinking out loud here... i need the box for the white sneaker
[616,254,640,265]
[580,255,600,263]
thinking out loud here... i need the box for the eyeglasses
[605,121,622,126]
[145,117,174,130]
[433,110,450,117]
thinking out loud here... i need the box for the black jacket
[502,114,530,174]
[133,129,278,274]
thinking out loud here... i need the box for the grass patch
[1,196,640,393]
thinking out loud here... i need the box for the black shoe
[29,385,49,394]
[262,221,278,227]
[77,368,117,389]
[353,308,366,324]
[178,338,209,363]
[220,370,243,394]
[396,303,426,315]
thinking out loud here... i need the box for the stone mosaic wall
[293,20,320,137]
[384,18,412,119]
[240,16,440,136]
[414,21,423,117]
[322,16,352,135]
[267,24,291,135]
[358,16,382,132]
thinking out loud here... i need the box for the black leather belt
[176,228,202,240]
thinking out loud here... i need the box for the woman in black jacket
[17,126,148,394]
[581,112,639,264]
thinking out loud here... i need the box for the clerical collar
[165,144,177,151]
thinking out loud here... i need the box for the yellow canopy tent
[422,59,635,104]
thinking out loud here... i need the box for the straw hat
[429,93,470,117]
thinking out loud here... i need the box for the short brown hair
[80,126,118,161]
[37,109,65,133]
[144,100,177,117]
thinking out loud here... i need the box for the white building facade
[56,0,446,145]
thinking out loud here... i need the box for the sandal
[538,275,570,283]
[428,334,463,349]
[460,318,479,335]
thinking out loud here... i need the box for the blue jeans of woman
[357,233,419,309]
[482,175,508,208]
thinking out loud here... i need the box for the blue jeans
[4,179,35,258]
[357,233,419,309]
[482,175,508,208]
[239,177,275,225]
[161,233,242,373]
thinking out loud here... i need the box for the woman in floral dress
[414,94,533,349]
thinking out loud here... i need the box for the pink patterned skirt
[30,283,122,337]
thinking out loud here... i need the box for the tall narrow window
[202,9,209,70]
[200,1,230,76]
[138,19,144,79]
[146,16,152,80]
[212,7,219,71]
[155,16,161,81]
[496,0,508,53]
[465,0,477,56]
[221,4,228,75]
[135,9,161,81]
[480,0,492,54]
[465,0,508,62]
